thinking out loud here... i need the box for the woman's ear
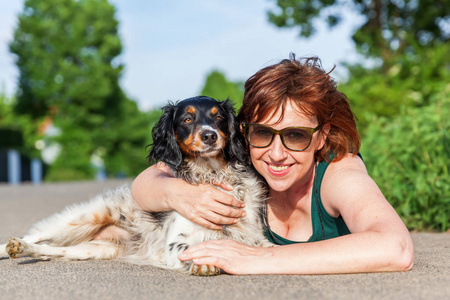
[317,123,330,151]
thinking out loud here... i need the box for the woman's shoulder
[326,153,367,177]
[320,154,370,216]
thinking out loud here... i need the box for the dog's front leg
[164,215,193,270]
[1,243,8,258]
[164,214,220,276]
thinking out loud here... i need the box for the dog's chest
[176,161,240,187]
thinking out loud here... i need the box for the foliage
[361,88,450,231]
[268,0,450,60]
[0,92,40,157]
[10,0,123,118]
[9,0,149,180]
[201,70,244,109]
[45,125,96,181]
[101,98,155,177]
[339,43,450,132]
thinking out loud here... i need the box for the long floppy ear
[147,102,183,169]
[220,99,249,165]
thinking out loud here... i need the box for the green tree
[201,70,244,109]
[268,0,449,61]
[10,0,123,118]
[10,0,148,180]
[268,0,450,129]
[102,98,155,177]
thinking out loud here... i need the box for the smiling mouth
[268,164,290,172]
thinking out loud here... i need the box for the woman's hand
[178,239,269,275]
[167,182,247,230]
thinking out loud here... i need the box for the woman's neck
[268,161,316,212]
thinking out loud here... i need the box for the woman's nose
[268,135,288,161]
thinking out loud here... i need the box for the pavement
[0,180,449,300]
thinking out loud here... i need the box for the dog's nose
[201,130,218,145]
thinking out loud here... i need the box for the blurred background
[0,0,448,231]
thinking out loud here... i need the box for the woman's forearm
[256,231,413,275]
[180,230,414,275]
[131,164,180,212]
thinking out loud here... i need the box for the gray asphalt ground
[0,180,449,300]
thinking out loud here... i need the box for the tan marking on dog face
[193,134,206,149]
[177,133,197,155]
[211,107,218,115]
[187,106,196,114]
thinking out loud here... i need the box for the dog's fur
[1,96,272,275]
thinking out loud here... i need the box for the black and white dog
[1,96,272,275]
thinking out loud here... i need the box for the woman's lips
[266,162,292,176]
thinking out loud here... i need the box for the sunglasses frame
[242,122,322,152]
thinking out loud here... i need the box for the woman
[131,55,414,275]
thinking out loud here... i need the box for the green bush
[340,44,450,134]
[361,88,450,231]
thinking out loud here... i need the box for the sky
[0,0,365,111]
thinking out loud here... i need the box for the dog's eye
[184,118,192,124]
[216,116,224,121]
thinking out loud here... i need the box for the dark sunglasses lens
[247,125,273,147]
[282,128,312,150]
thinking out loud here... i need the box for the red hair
[237,54,360,162]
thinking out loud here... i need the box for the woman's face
[249,101,326,193]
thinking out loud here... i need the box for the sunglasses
[242,122,322,152]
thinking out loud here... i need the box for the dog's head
[148,96,248,169]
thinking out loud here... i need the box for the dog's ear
[220,99,249,165]
[147,102,183,169]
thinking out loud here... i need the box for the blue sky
[0,0,364,111]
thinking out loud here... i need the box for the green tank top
[262,159,351,245]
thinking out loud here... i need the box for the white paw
[6,237,30,258]
[165,242,189,270]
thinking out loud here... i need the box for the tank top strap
[310,159,351,242]
[310,160,329,241]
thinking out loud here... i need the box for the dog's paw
[189,263,221,276]
[6,237,30,258]
[166,242,190,269]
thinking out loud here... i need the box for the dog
[1,96,272,275]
